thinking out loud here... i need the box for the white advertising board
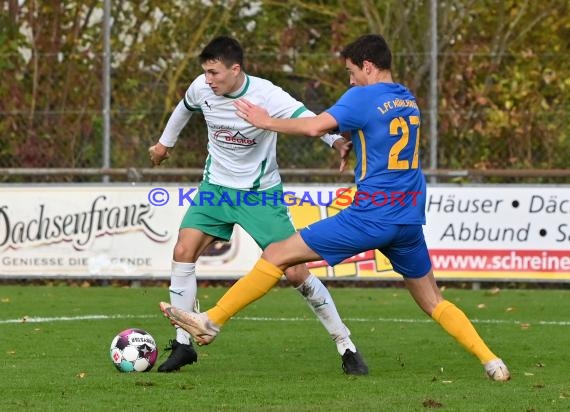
[425,186,570,280]
[0,185,260,279]
[0,184,568,281]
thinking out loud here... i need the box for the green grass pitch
[1,285,569,411]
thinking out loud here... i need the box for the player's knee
[260,243,295,273]
[173,241,199,262]
[283,264,310,286]
[261,243,280,262]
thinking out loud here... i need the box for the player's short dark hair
[199,36,244,68]
[341,34,392,71]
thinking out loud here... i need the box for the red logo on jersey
[214,130,256,146]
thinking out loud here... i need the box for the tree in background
[0,0,568,180]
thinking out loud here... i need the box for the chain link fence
[1,1,568,183]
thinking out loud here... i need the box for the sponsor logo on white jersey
[213,130,256,147]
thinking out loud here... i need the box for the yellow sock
[207,258,283,326]
[432,300,498,364]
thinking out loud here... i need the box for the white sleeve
[158,99,194,147]
[298,109,343,148]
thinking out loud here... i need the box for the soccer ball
[109,328,158,372]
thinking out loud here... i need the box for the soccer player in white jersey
[149,36,368,375]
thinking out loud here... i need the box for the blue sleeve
[325,87,366,132]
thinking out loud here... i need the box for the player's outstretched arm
[235,98,337,137]
[296,109,350,171]
[235,97,349,171]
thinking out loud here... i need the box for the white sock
[296,274,356,355]
[169,261,196,345]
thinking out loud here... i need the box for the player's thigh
[300,211,399,266]
[179,182,234,242]
[235,195,296,250]
[265,232,322,271]
[380,225,432,278]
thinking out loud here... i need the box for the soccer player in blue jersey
[161,34,510,380]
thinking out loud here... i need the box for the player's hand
[332,137,353,172]
[148,143,170,166]
[234,98,270,129]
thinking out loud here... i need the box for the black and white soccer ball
[109,328,158,372]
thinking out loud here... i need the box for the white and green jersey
[160,74,313,191]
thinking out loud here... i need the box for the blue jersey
[326,83,426,224]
